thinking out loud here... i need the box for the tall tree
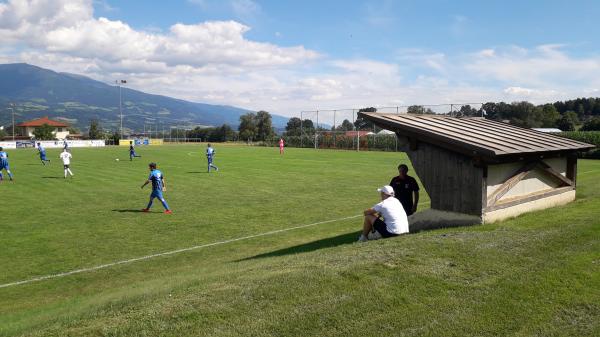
[557,116,575,131]
[285,117,302,136]
[354,107,377,130]
[456,105,480,117]
[33,124,55,140]
[407,105,424,114]
[88,119,103,139]
[239,112,257,141]
[538,104,560,127]
[256,110,275,141]
[336,119,354,131]
[581,117,600,131]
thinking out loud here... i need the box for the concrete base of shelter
[408,209,483,232]
[483,190,576,223]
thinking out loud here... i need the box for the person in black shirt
[389,164,420,215]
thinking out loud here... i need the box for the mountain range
[0,63,289,133]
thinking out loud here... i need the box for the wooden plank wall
[405,142,485,215]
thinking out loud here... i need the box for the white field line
[0,215,361,289]
[578,170,598,176]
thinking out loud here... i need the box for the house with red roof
[16,116,71,139]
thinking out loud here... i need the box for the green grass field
[1,144,599,337]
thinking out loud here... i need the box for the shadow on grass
[238,231,359,262]
[42,176,61,179]
[111,209,146,213]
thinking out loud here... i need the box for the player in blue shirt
[206,143,219,172]
[0,147,14,182]
[129,141,141,161]
[63,139,69,150]
[141,162,172,214]
[37,143,51,165]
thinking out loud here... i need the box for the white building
[17,116,71,139]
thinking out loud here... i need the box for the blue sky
[1,0,600,117]
[97,0,600,57]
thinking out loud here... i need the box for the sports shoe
[165,210,173,214]
[357,235,368,242]
[142,208,150,212]
[367,230,382,240]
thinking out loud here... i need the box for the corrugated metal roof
[359,112,595,158]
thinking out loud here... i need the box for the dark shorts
[63,164,70,169]
[373,218,398,238]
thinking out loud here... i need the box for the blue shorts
[40,154,47,160]
[0,163,9,170]
[150,190,164,199]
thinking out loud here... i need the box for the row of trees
[283,101,600,133]
[169,110,278,142]
[238,110,275,141]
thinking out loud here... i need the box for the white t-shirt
[60,151,72,165]
[373,196,409,234]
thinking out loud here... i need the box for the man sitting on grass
[358,185,409,242]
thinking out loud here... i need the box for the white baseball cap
[377,185,394,196]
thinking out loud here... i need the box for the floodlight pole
[300,111,303,148]
[333,110,336,148]
[117,80,126,139]
[315,110,319,149]
[10,103,15,141]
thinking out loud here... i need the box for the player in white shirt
[59,149,74,178]
[358,185,409,242]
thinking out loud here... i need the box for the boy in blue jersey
[63,139,69,151]
[37,143,51,165]
[141,162,172,214]
[206,143,219,172]
[129,141,141,161]
[0,147,14,182]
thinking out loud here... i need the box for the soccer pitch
[1,144,599,336]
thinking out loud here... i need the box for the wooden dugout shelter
[359,112,595,229]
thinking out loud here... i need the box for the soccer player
[206,143,219,172]
[0,147,14,182]
[141,162,172,214]
[37,143,51,165]
[279,137,285,155]
[129,141,141,161]
[63,139,69,151]
[59,149,74,178]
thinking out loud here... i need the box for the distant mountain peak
[0,63,289,131]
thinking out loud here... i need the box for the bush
[580,117,600,131]
[558,131,600,159]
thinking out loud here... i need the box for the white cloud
[2,0,600,120]
[466,45,600,88]
[504,86,534,96]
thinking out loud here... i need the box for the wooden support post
[566,154,577,186]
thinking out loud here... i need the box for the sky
[1,0,600,118]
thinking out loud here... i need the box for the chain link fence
[270,103,484,152]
